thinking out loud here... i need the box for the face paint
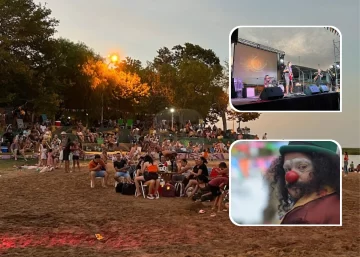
[283,157,314,199]
[283,158,313,177]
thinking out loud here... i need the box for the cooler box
[1,146,8,153]
[55,121,61,127]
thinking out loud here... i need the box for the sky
[37,0,360,148]
[235,27,340,71]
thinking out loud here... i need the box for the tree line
[0,0,260,130]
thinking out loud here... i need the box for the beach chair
[118,119,125,129]
[126,119,133,129]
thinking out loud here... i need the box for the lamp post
[101,54,119,126]
[170,108,175,130]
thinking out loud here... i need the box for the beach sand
[0,162,358,257]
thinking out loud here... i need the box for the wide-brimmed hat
[279,141,338,156]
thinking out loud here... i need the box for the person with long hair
[267,141,340,224]
[134,155,160,199]
[283,61,293,95]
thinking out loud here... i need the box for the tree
[82,58,150,104]
[0,0,59,118]
[151,43,223,123]
[205,61,230,130]
[226,111,261,131]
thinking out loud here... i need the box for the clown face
[283,152,314,199]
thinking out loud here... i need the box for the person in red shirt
[88,154,109,188]
[343,151,349,176]
[209,162,229,216]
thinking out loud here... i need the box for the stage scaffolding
[236,38,285,55]
[333,39,340,86]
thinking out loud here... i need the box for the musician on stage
[264,75,272,88]
[314,68,323,86]
[283,62,293,95]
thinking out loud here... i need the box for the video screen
[233,43,278,85]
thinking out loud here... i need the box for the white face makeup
[283,158,313,174]
[283,152,315,198]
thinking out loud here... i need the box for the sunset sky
[38,0,360,147]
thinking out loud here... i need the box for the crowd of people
[89,151,229,216]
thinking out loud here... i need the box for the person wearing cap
[268,141,340,224]
[88,154,109,188]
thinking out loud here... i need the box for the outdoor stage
[232,92,340,111]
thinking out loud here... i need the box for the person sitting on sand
[349,161,354,172]
[188,176,212,202]
[88,154,109,188]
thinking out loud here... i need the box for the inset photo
[230,26,341,112]
[229,140,341,226]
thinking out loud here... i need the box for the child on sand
[47,149,54,168]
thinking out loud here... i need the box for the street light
[110,54,119,63]
[170,108,175,130]
[101,54,120,126]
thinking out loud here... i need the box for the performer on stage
[263,75,271,88]
[267,141,340,224]
[283,62,293,95]
[314,68,323,86]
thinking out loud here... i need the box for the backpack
[162,183,175,197]
[115,182,124,193]
[121,183,136,195]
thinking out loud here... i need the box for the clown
[268,141,340,224]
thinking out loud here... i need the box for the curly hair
[268,152,340,213]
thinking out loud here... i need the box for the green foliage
[0,2,261,130]
[0,0,59,107]
[227,111,261,128]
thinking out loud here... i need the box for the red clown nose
[285,170,299,183]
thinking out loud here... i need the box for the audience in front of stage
[88,154,109,188]
[114,152,132,183]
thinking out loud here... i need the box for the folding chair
[133,169,147,198]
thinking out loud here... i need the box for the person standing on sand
[343,152,349,176]
[63,139,74,173]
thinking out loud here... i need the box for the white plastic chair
[90,177,105,188]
